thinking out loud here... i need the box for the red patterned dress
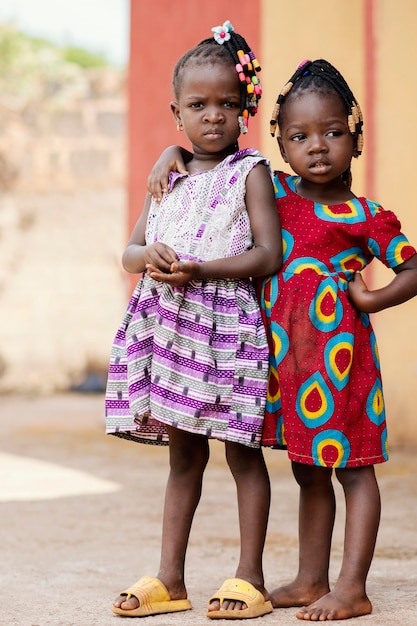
[258,171,416,468]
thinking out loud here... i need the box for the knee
[169,440,209,476]
[335,465,376,489]
[292,461,332,489]
[225,443,266,478]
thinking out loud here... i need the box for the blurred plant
[0,24,111,106]
[63,46,108,69]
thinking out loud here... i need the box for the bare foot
[270,581,330,609]
[295,590,372,621]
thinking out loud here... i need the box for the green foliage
[0,23,112,101]
[63,46,108,69]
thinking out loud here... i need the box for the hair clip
[212,20,234,45]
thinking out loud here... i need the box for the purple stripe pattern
[105,150,271,447]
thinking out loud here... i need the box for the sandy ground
[2,392,417,626]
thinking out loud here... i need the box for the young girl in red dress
[148,59,417,621]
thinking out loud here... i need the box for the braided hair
[172,21,262,134]
[270,59,363,188]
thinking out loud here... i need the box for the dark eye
[224,101,239,109]
[291,133,305,142]
[327,129,343,137]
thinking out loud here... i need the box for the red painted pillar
[127,1,261,289]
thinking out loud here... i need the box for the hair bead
[281,81,293,97]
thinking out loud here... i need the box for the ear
[277,137,289,163]
[171,101,181,125]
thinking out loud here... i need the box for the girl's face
[171,61,242,161]
[278,89,356,188]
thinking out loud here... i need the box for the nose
[308,134,327,153]
[203,107,225,123]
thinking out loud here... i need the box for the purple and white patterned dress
[105,149,270,448]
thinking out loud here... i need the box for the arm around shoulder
[147,145,192,200]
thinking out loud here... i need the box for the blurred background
[0,0,416,447]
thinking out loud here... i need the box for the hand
[143,242,178,273]
[146,260,199,287]
[348,271,371,312]
[147,147,188,202]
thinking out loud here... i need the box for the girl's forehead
[179,61,239,92]
[184,57,233,76]
[283,89,345,117]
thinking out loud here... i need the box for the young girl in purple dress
[148,59,417,621]
[105,21,281,619]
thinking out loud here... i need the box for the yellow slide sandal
[112,575,192,617]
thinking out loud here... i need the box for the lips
[204,129,222,137]
[309,160,330,173]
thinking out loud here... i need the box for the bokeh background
[1,0,416,447]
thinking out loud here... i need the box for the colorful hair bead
[209,20,262,133]
[296,59,311,70]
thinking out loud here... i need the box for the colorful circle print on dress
[296,372,334,428]
[312,429,351,467]
[324,332,354,391]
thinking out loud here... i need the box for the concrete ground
[2,393,417,625]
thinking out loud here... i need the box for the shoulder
[360,197,402,226]
[230,147,269,168]
[272,170,299,198]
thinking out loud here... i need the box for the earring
[176,123,183,131]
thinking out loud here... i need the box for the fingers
[174,158,188,176]
[145,243,177,271]
[146,170,167,202]
[146,260,194,287]
[147,160,188,202]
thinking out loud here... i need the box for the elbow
[122,248,143,274]
[121,251,132,273]
[265,248,283,275]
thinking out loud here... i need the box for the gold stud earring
[176,123,183,132]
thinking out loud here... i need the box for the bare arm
[348,254,417,313]
[122,193,178,274]
[147,145,192,201]
[147,163,282,286]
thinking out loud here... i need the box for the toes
[114,595,139,611]
[221,600,247,611]
[208,598,248,613]
[207,600,220,612]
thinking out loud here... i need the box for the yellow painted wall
[260,0,417,446]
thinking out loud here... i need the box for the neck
[187,143,239,173]
[295,177,355,204]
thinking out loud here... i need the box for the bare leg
[271,462,335,608]
[114,427,209,612]
[296,465,379,621]
[207,442,271,613]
